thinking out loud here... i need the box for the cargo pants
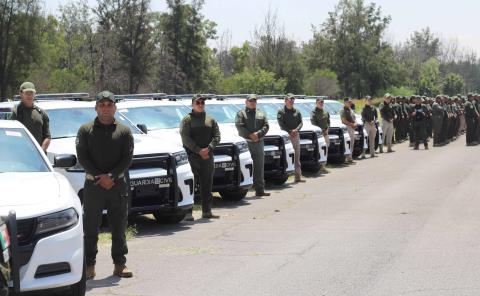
[247,140,265,195]
[83,178,129,266]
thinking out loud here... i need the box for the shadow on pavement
[86,275,121,292]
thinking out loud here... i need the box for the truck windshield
[118,105,189,130]
[47,108,141,139]
[204,104,238,123]
[0,128,49,172]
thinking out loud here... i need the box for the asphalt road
[65,136,480,295]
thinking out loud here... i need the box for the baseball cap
[247,94,258,101]
[285,93,295,100]
[191,94,206,103]
[20,82,36,93]
[96,90,115,102]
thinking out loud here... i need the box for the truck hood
[0,172,77,219]
[48,134,185,158]
[149,126,246,145]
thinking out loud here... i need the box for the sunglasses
[194,100,205,105]
[247,99,257,103]
[286,98,295,102]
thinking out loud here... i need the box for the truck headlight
[235,141,249,154]
[66,162,84,172]
[315,130,323,139]
[173,151,188,166]
[282,134,291,144]
[35,208,79,236]
[341,126,348,133]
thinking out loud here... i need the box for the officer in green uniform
[310,97,331,173]
[410,96,429,150]
[464,93,479,146]
[180,94,221,218]
[340,97,357,162]
[10,82,51,152]
[361,96,378,158]
[76,91,134,279]
[235,94,270,197]
[277,93,305,182]
[379,94,396,153]
[432,96,444,147]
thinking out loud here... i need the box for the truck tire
[269,175,289,185]
[219,189,248,201]
[153,211,187,224]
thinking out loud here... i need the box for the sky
[43,0,480,54]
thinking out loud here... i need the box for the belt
[86,173,124,181]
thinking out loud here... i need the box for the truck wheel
[269,175,289,185]
[153,211,187,224]
[305,163,321,173]
[68,258,86,296]
[219,189,248,201]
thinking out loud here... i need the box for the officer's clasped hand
[95,174,115,190]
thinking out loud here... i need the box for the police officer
[379,93,395,153]
[277,93,305,182]
[235,94,270,197]
[432,96,444,147]
[361,96,378,158]
[340,97,357,162]
[10,82,51,151]
[310,97,331,173]
[410,96,429,150]
[76,91,134,279]
[464,93,479,146]
[180,94,221,218]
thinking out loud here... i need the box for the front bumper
[16,217,83,292]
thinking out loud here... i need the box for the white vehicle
[0,101,14,119]
[0,120,85,294]
[197,96,295,185]
[300,98,383,157]
[33,95,194,224]
[115,95,254,201]
[228,97,328,172]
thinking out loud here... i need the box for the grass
[98,224,138,244]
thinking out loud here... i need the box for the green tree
[418,58,441,96]
[443,73,465,96]
[0,0,43,100]
[230,42,251,74]
[304,69,340,96]
[160,0,217,93]
[219,67,286,94]
[315,0,399,97]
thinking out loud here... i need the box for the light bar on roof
[114,93,167,100]
[13,93,91,101]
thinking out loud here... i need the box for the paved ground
[44,136,480,295]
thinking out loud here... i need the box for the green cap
[20,82,36,93]
[247,94,258,101]
[191,94,206,103]
[384,93,392,98]
[96,90,115,102]
[285,93,295,99]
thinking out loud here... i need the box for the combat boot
[379,145,384,153]
[113,265,133,278]
[86,265,96,280]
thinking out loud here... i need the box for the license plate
[215,162,236,171]
[130,176,173,189]
[303,144,314,151]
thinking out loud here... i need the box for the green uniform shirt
[379,102,395,121]
[310,107,330,130]
[340,107,356,124]
[361,105,377,123]
[180,111,221,155]
[432,102,444,120]
[235,108,269,140]
[76,118,134,179]
[10,103,51,145]
[277,106,303,133]
[465,101,478,118]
